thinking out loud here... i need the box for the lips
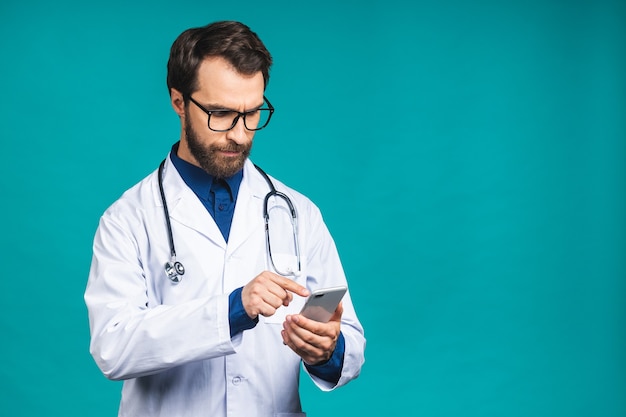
[210,143,252,162]
[216,145,245,154]
[217,149,241,157]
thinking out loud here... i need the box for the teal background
[1,0,624,416]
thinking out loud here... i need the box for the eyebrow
[199,101,264,112]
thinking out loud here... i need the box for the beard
[184,114,252,179]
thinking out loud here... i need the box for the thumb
[329,301,344,323]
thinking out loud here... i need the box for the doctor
[84,20,365,417]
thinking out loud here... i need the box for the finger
[267,272,309,297]
[254,271,300,302]
[263,278,296,306]
[245,293,282,318]
[328,301,344,323]
[242,278,291,317]
[285,315,334,347]
[261,291,290,311]
[282,317,332,364]
[283,319,320,351]
[286,335,324,364]
[283,291,293,307]
[285,315,317,340]
[252,272,296,303]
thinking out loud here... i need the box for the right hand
[241,271,309,319]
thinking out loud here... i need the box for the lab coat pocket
[267,252,300,278]
[264,253,306,325]
[263,298,305,324]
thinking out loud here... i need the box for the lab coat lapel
[226,160,265,256]
[160,157,226,249]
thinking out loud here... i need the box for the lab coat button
[232,376,241,385]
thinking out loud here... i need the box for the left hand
[281,302,343,365]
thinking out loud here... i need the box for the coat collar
[157,155,267,252]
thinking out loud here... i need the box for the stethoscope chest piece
[165,260,185,283]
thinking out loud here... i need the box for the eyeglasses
[187,95,274,132]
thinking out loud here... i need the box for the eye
[211,110,235,118]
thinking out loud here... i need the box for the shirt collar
[169,142,243,201]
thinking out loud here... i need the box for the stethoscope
[158,159,301,283]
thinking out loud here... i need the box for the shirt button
[218,204,225,211]
[232,376,241,385]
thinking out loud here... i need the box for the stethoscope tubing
[158,160,177,260]
[158,158,301,282]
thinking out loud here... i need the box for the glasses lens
[244,109,272,131]
[207,108,273,132]
[208,111,238,131]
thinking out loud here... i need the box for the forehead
[195,56,265,108]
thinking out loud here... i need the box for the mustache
[213,143,250,153]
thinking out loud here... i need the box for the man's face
[177,56,265,178]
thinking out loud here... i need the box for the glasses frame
[186,95,275,132]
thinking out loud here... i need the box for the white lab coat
[85,154,366,417]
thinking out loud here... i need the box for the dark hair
[167,21,273,98]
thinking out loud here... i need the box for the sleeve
[305,332,345,384]
[228,287,258,336]
[301,202,366,391]
[84,211,236,381]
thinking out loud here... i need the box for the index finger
[268,272,309,297]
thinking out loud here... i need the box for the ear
[170,88,186,118]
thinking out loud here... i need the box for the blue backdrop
[1,1,624,416]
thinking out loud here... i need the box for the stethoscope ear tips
[165,261,185,283]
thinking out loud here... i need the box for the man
[85,21,365,417]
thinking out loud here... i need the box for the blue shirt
[169,143,344,384]
[169,144,242,242]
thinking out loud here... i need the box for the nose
[225,116,250,145]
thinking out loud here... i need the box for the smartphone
[299,286,347,322]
